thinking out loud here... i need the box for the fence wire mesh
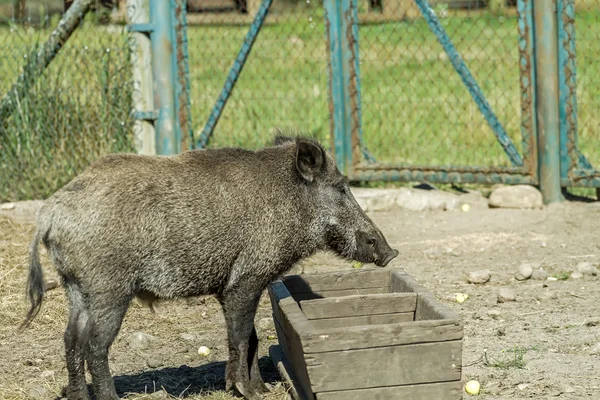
[573,0,600,170]
[357,1,522,168]
[186,0,331,150]
[0,2,135,202]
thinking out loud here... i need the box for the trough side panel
[310,312,414,330]
[305,340,463,392]
[300,292,417,320]
[389,270,461,321]
[291,287,387,302]
[315,380,463,400]
[269,282,315,400]
[282,268,390,293]
[301,319,463,353]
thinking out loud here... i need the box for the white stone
[488,185,543,209]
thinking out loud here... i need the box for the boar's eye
[337,184,347,195]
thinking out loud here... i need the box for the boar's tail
[20,221,50,331]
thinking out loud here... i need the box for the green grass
[484,345,535,370]
[2,5,600,201]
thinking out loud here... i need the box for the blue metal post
[149,0,179,155]
[534,0,563,203]
[517,0,538,179]
[324,0,362,175]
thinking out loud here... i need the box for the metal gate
[129,0,600,203]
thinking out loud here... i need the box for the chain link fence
[573,0,600,169]
[357,1,522,168]
[187,0,331,150]
[3,0,600,203]
[0,1,135,202]
[186,0,526,168]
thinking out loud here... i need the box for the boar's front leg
[219,282,268,400]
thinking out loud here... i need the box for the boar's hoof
[234,381,263,400]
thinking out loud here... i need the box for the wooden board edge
[301,318,464,354]
[269,280,314,337]
[299,292,417,320]
[389,269,461,321]
[281,268,391,293]
[269,344,306,400]
[314,379,464,400]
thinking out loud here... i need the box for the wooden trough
[267,267,464,400]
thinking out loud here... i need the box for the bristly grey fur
[22,135,399,400]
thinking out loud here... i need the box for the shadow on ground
[112,356,279,398]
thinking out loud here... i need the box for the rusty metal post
[534,0,563,203]
[324,0,363,176]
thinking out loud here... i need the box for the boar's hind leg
[219,285,267,400]
[84,292,132,400]
[63,281,91,400]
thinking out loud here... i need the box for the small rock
[146,355,163,368]
[180,333,196,342]
[571,271,583,279]
[588,343,600,355]
[468,269,491,284]
[577,262,598,276]
[515,263,534,281]
[149,390,168,399]
[531,268,550,280]
[497,288,517,303]
[583,317,600,327]
[26,386,50,399]
[497,327,506,337]
[560,384,576,394]
[394,187,459,211]
[549,390,561,397]
[129,331,155,350]
[487,309,501,319]
[517,383,530,391]
[40,370,55,379]
[547,276,558,282]
[536,291,558,301]
[488,185,543,209]
[0,202,16,210]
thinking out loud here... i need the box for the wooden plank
[269,281,315,400]
[305,341,463,392]
[269,344,302,400]
[389,269,461,321]
[315,380,463,400]
[282,268,390,293]
[291,287,387,302]
[310,312,414,330]
[300,292,417,320]
[301,319,463,353]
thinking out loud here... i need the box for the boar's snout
[377,248,400,267]
[355,230,399,267]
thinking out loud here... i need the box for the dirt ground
[2,199,600,399]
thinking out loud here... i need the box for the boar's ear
[296,140,325,183]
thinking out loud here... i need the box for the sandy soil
[1,200,600,399]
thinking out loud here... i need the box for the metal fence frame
[123,0,600,204]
